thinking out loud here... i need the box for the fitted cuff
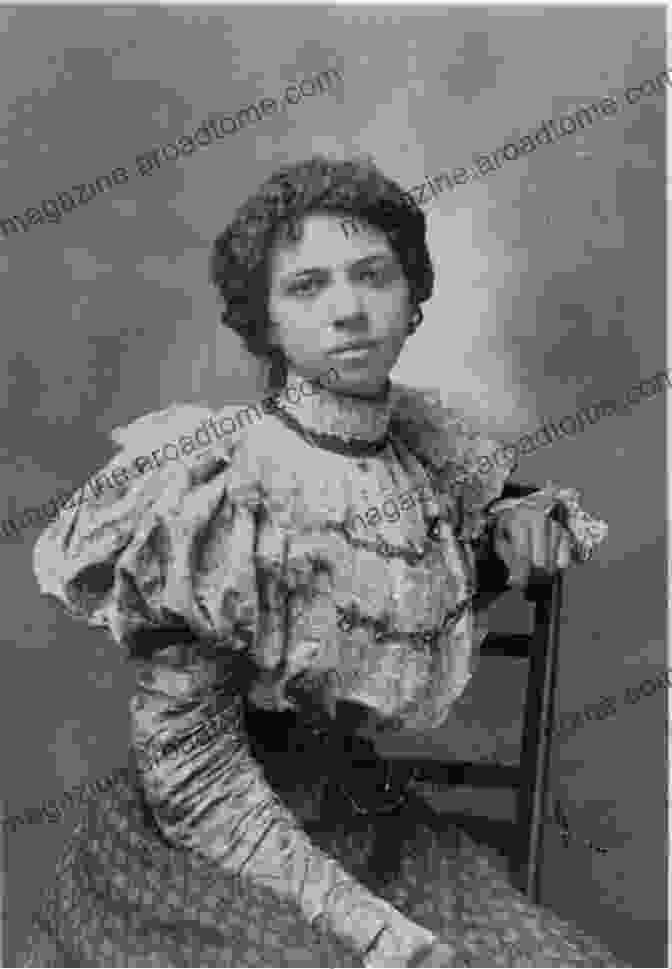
[486,483,608,566]
[361,913,436,967]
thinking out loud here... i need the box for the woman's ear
[266,347,288,390]
[407,305,423,335]
[265,324,280,348]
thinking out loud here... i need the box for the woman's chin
[327,368,391,398]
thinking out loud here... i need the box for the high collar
[275,366,395,449]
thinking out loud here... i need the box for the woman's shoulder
[110,401,216,449]
[32,400,270,634]
[389,381,501,469]
[33,401,256,576]
[389,381,516,532]
[110,400,247,466]
[98,398,269,500]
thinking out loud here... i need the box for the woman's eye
[359,264,396,286]
[360,267,384,283]
[288,277,320,298]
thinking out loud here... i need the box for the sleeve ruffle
[486,482,609,564]
[32,402,260,651]
[389,384,517,543]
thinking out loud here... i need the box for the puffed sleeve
[389,384,516,544]
[33,403,437,968]
[390,386,608,591]
[32,401,253,646]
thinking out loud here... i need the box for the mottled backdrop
[0,5,665,965]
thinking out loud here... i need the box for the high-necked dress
[20,367,621,967]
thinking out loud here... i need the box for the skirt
[15,769,628,968]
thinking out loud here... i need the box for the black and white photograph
[0,3,667,966]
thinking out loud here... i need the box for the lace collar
[272,366,395,453]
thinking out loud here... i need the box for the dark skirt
[16,769,628,968]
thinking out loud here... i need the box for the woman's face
[267,211,412,397]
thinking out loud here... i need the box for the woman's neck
[275,364,394,446]
[284,365,391,402]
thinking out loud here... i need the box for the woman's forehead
[269,211,395,277]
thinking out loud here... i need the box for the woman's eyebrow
[280,266,328,282]
[348,252,396,271]
[281,252,395,282]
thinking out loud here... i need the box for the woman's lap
[16,775,628,967]
[313,816,627,967]
[16,777,358,967]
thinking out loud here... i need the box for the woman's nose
[328,278,366,324]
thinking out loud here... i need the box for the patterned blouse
[33,366,607,968]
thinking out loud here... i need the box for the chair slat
[394,554,563,904]
[479,632,534,658]
[411,760,521,788]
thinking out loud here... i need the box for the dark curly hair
[210,155,434,388]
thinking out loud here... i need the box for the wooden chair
[246,482,565,903]
[399,483,564,903]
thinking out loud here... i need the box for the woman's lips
[330,343,378,361]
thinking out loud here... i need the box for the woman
[21,156,619,967]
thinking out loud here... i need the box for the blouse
[33,365,607,967]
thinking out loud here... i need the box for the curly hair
[210,155,434,386]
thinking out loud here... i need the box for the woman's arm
[132,650,437,969]
[32,403,439,967]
